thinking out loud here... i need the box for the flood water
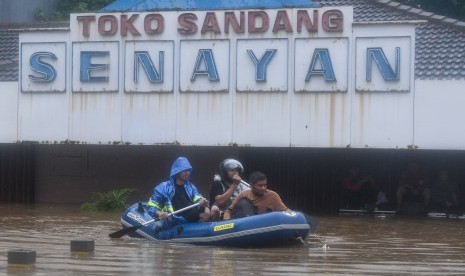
[1,204,465,275]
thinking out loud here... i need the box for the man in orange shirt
[224,171,288,219]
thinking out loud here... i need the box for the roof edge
[352,20,427,26]
[7,27,70,33]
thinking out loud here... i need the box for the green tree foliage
[398,0,465,21]
[80,188,136,212]
[56,0,114,14]
[35,0,114,21]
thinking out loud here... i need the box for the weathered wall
[0,144,35,203]
[33,145,241,205]
[30,144,465,213]
[415,80,465,150]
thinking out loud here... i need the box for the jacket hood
[169,157,193,179]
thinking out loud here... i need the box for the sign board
[16,6,417,147]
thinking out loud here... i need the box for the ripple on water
[1,205,465,275]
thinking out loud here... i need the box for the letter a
[305,49,336,82]
[190,49,219,82]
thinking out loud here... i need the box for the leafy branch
[34,0,114,21]
[81,188,136,212]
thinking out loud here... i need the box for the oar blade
[109,225,142,238]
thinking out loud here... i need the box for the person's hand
[157,211,169,219]
[232,174,242,185]
[223,210,231,220]
[199,198,209,207]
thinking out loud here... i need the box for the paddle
[240,180,250,187]
[109,201,201,238]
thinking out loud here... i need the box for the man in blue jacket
[147,157,211,223]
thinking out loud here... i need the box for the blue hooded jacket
[147,157,203,218]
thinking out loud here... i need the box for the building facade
[1,0,465,212]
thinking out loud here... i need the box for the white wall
[414,80,465,150]
[0,82,18,142]
[18,31,70,143]
[12,10,465,150]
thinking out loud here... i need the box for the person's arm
[214,182,239,208]
[212,174,242,207]
[209,180,223,207]
[399,173,412,188]
[223,191,244,220]
[185,182,209,207]
[270,192,289,211]
[147,186,169,219]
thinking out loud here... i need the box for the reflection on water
[1,204,465,275]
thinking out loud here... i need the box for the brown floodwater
[1,203,465,275]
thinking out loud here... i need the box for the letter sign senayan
[21,7,410,94]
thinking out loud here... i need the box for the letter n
[134,51,164,83]
[366,47,400,81]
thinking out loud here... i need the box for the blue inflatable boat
[111,202,318,247]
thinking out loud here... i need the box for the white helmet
[219,159,244,180]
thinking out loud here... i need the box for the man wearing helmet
[209,159,250,220]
